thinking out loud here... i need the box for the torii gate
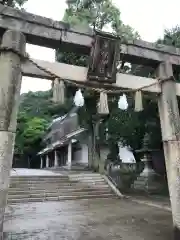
[0,3,180,239]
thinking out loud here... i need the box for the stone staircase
[8,172,116,204]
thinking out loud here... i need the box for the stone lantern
[133,132,164,194]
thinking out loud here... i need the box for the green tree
[105,25,180,152]
[64,0,139,36]
[21,117,48,154]
[19,90,73,119]
[15,116,48,168]
[15,111,28,155]
[14,91,73,166]
[157,26,180,47]
[57,0,139,65]
[0,0,28,8]
[57,0,143,155]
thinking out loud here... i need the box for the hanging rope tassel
[98,91,109,115]
[52,78,65,104]
[134,90,143,112]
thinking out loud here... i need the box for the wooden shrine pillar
[157,61,180,240]
[40,156,43,169]
[0,30,25,239]
[54,150,59,168]
[46,154,50,168]
[67,141,72,168]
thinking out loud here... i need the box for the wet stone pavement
[4,198,172,240]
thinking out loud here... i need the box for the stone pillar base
[133,174,164,194]
[133,154,164,194]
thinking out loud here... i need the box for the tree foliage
[14,91,73,165]
[56,0,139,65]
[157,26,180,47]
[0,0,28,8]
[64,0,139,37]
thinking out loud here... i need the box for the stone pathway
[126,195,171,211]
[4,198,172,240]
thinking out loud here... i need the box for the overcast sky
[21,0,180,93]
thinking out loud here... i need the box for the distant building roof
[47,106,79,130]
[38,127,86,155]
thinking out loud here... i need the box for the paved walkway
[126,194,171,211]
[4,198,172,240]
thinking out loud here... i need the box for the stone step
[9,180,108,186]
[10,177,104,184]
[9,183,109,190]
[9,181,106,189]
[8,189,112,199]
[69,173,101,177]
[8,184,109,192]
[10,175,103,181]
[10,178,105,183]
[69,175,103,179]
[9,181,75,186]
[8,185,110,194]
[9,183,106,190]
[69,179,104,183]
[10,178,67,182]
[69,179,105,183]
[10,178,70,182]
[11,179,107,185]
[9,180,105,186]
[8,187,109,193]
[7,193,116,204]
[8,172,116,204]
[8,186,111,194]
[10,175,68,179]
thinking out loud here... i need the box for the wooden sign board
[87,30,120,84]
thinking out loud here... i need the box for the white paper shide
[73,89,84,107]
[118,94,128,110]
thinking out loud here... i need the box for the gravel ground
[4,197,172,240]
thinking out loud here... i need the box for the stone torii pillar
[0,30,25,239]
[157,61,180,240]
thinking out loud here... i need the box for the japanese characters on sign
[88,30,120,84]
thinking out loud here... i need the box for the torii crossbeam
[1,4,180,68]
